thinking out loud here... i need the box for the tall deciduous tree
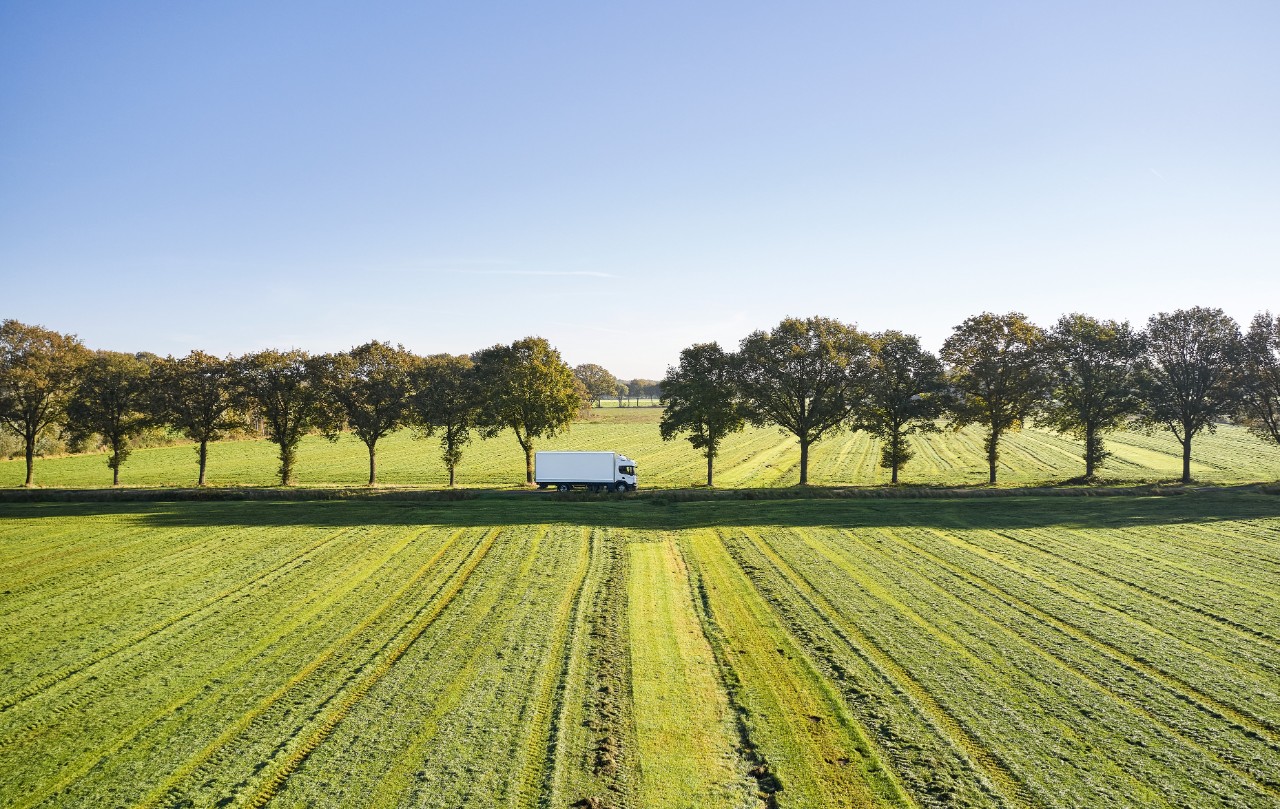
[151,351,243,485]
[411,353,481,487]
[659,342,745,486]
[628,379,659,405]
[941,312,1048,484]
[574,363,618,408]
[737,316,872,485]
[237,349,329,485]
[1239,312,1280,447]
[1138,307,1243,484]
[318,341,417,485]
[66,351,154,486]
[1040,314,1145,479]
[0,320,87,486]
[851,332,948,484]
[473,337,583,484]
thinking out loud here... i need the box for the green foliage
[941,312,1048,483]
[0,319,88,485]
[659,342,745,486]
[150,350,244,485]
[853,331,948,483]
[1040,314,1145,478]
[473,336,583,483]
[737,316,872,485]
[236,349,329,485]
[65,351,154,485]
[1138,307,1243,483]
[410,353,480,487]
[1238,312,1280,446]
[573,363,618,407]
[317,341,418,484]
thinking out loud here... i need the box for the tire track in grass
[866,525,1280,800]
[546,528,638,809]
[353,526,554,807]
[626,536,755,809]
[0,525,358,713]
[238,526,502,809]
[127,526,498,809]
[514,526,593,809]
[1011,526,1280,651]
[685,528,913,809]
[733,528,1034,809]
[6,526,459,808]
[920,526,1280,741]
[781,527,1177,809]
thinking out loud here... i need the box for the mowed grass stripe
[0,522,359,713]
[735,528,1036,809]
[917,526,1280,738]
[238,526,503,808]
[127,526,496,809]
[628,538,752,809]
[686,528,912,809]
[4,524,451,807]
[963,524,1280,694]
[867,525,1280,798]
[1017,525,1280,647]
[781,527,1179,808]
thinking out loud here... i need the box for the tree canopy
[941,312,1047,484]
[237,349,329,485]
[659,342,745,486]
[1040,314,1145,479]
[0,320,87,486]
[1138,307,1243,483]
[737,316,872,485]
[66,351,154,485]
[411,353,480,487]
[851,331,948,484]
[473,337,583,484]
[318,341,418,485]
[151,351,244,485]
[573,363,618,407]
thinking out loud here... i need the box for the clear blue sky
[2,1,1277,379]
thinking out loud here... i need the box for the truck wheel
[612,481,627,493]
[557,483,571,492]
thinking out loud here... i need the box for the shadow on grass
[1,486,1277,531]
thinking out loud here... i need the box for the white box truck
[535,451,638,492]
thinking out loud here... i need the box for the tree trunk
[197,440,208,486]
[525,447,534,484]
[278,444,295,486]
[1182,437,1193,484]
[24,435,35,487]
[1084,423,1096,479]
[890,430,901,484]
[798,437,810,486]
[113,465,120,486]
[987,426,1000,484]
[367,442,377,486]
[448,465,456,487]
[706,450,714,487]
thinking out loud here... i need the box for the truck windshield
[619,465,635,476]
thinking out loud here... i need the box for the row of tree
[659,308,1280,486]
[0,322,585,487]
[572,364,660,408]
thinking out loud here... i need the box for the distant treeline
[2,308,1278,489]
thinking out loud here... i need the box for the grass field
[2,491,1278,807]
[5,407,1280,489]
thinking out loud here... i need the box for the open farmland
[5,407,1280,489]
[2,492,1279,808]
